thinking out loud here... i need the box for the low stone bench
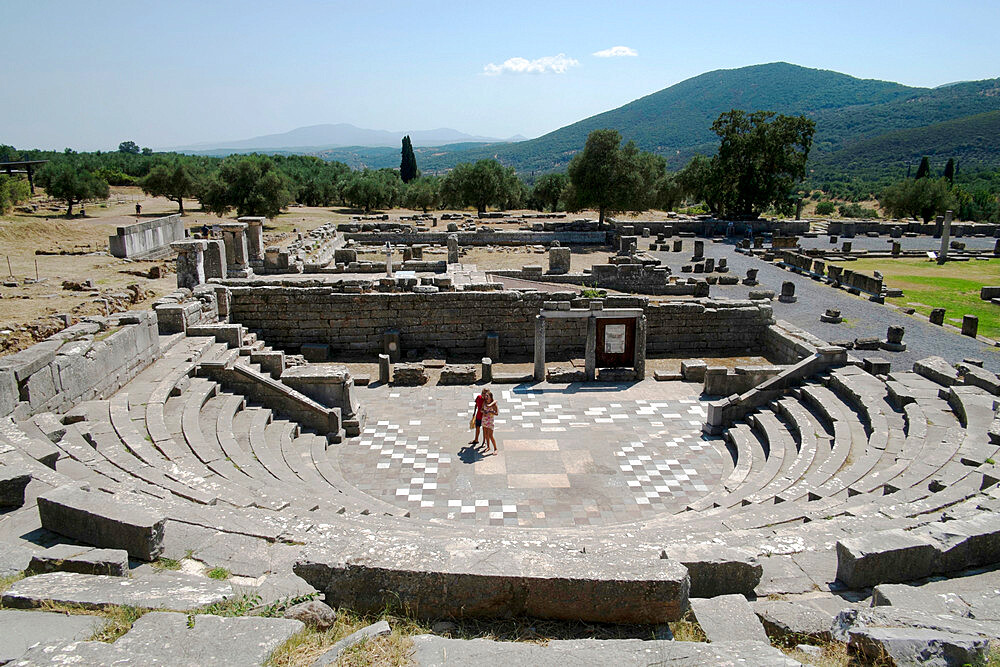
[27,545,129,577]
[37,485,167,561]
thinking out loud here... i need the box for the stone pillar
[412,245,424,260]
[219,222,251,278]
[993,239,1000,257]
[842,241,852,253]
[378,354,391,384]
[485,332,500,361]
[742,268,758,286]
[619,236,638,256]
[890,226,902,238]
[663,225,673,238]
[585,315,597,381]
[481,357,493,383]
[692,240,704,260]
[641,227,650,238]
[238,217,265,268]
[533,315,546,382]
[203,239,227,280]
[633,314,647,381]
[962,315,979,338]
[703,258,715,273]
[779,281,796,303]
[385,244,393,277]
[447,234,459,264]
[672,239,683,252]
[548,247,571,274]
[938,210,953,264]
[934,215,944,239]
[383,329,401,362]
[929,308,945,325]
[891,241,901,257]
[171,240,207,289]
[717,258,728,272]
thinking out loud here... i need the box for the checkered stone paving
[336,381,727,528]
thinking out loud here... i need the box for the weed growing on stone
[90,605,146,642]
[257,592,321,617]
[207,566,230,580]
[0,572,24,593]
[666,610,706,642]
[152,557,181,571]
[200,592,261,617]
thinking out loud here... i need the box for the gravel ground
[651,238,1000,373]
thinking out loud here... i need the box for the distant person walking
[469,389,487,445]
[482,389,499,454]
[135,202,142,217]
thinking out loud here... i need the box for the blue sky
[2,0,999,150]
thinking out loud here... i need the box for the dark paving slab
[339,381,726,528]
[652,240,1000,373]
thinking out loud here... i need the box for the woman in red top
[469,389,487,445]
[482,390,499,454]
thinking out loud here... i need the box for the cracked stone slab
[410,635,802,666]
[752,599,846,642]
[849,626,989,667]
[690,594,769,644]
[12,612,304,666]
[0,610,103,664]
[1,571,233,611]
[663,545,762,598]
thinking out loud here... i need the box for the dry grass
[266,611,427,667]
[89,605,147,642]
[781,640,849,667]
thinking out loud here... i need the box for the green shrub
[838,203,879,218]
[814,201,836,215]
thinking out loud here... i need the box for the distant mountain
[383,62,1000,174]
[169,123,518,153]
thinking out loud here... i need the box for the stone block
[690,595,769,644]
[836,529,939,588]
[439,364,477,385]
[1,571,231,612]
[0,610,103,664]
[392,363,427,386]
[27,544,129,577]
[849,627,988,667]
[961,315,979,337]
[664,545,762,598]
[37,486,167,561]
[863,357,891,376]
[378,354,390,384]
[752,600,839,642]
[929,308,946,325]
[913,356,960,386]
[681,359,707,382]
[548,247,571,274]
[0,466,31,508]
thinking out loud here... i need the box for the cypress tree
[400,136,418,184]
[915,156,931,180]
[943,158,955,185]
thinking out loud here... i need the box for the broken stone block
[439,364,477,385]
[27,544,129,577]
[0,610,103,664]
[849,627,988,667]
[0,466,31,508]
[752,599,841,642]
[681,359,707,383]
[836,529,939,589]
[663,545,761,598]
[690,594,769,643]
[1,571,232,611]
[36,486,167,561]
[913,356,960,386]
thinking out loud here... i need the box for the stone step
[27,544,129,577]
[2,570,232,612]
[0,609,103,665]
[409,635,801,667]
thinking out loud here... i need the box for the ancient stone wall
[108,214,185,259]
[342,230,608,246]
[227,288,773,359]
[0,311,160,418]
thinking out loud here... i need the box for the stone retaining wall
[487,269,706,296]
[0,311,160,418]
[342,230,609,246]
[108,214,185,259]
[227,288,772,359]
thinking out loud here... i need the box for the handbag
[469,417,476,430]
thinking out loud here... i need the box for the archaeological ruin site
[1,207,999,665]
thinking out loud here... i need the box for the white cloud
[483,53,580,76]
[593,46,638,58]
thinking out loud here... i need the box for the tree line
[3,110,998,222]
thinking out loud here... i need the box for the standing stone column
[891,241,901,257]
[938,210,953,264]
[447,234,459,264]
[934,215,944,239]
[962,315,979,338]
[170,240,207,289]
[238,217,265,268]
[633,314,647,381]
[219,222,251,278]
[692,240,705,260]
[548,247,571,274]
[994,239,1000,257]
[203,239,227,279]
[533,315,546,382]
[584,315,597,381]
[779,281,797,303]
[929,308,946,326]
